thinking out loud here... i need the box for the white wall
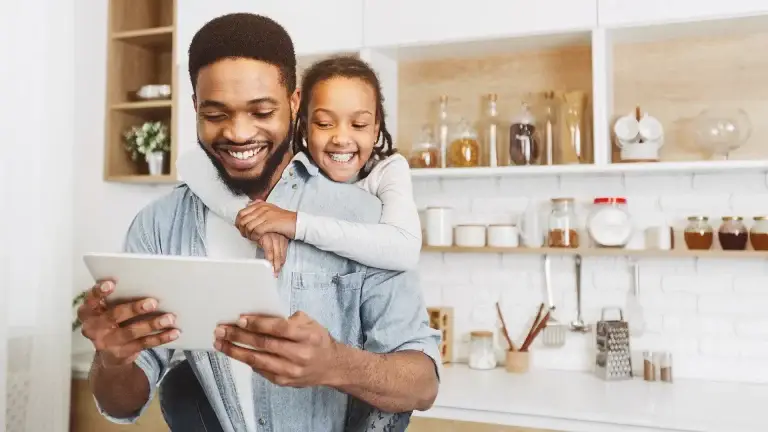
[71,0,176,353]
[415,171,768,383]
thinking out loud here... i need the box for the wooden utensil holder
[505,351,530,374]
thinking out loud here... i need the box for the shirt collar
[290,151,320,177]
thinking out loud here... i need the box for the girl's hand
[235,201,298,241]
[257,233,288,276]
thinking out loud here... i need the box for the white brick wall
[415,172,768,384]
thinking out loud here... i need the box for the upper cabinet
[598,0,768,28]
[363,0,598,48]
[176,0,363,62]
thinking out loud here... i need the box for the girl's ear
[374,118,381,144]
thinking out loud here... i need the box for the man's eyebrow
[198,98,279,109]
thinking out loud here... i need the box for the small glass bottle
[408,125,440,169]
[659,352,673,383]
[540,91,560,166]
[437,95,450,169]
[547,198,579,248]
[560,90,589,164]
[642,351,656,381]
[509,102,541,166]
[480,93,502,167]
[750,216,768,251]
[447,118,480,168]
[683,216,713,250]
[718,216,748,251]
[468,331,497,370]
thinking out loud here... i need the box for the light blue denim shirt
[97,153,441,432]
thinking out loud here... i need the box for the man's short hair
[188,13,297,94]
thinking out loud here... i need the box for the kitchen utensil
[570,255,591,333]
[625,260,645,336]
[519,303,550,352]
[495,302,516,351]
[594,307,633,381]
[541,255,566,347]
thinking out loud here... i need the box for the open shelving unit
[104,0,178,183]
[422,245,768,259]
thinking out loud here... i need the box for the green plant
[71,290,87,332]
[123,121,170,162]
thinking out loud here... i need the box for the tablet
[82,252,288,351]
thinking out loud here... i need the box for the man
[76,12,440,432]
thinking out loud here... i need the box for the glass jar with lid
[447,118,481,167]
[683,216,713,250]
[468,330,497,370]
[547,197,579,248]
[408,125,440,169]
[750,216,768,251]
[509,102,541,166]
[718,216,748,251]
[587,197,632,248]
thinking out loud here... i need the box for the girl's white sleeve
[294,154,422,271]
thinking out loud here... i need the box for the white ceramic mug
[425,207,453,246]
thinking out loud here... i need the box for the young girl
[236,56,421,272]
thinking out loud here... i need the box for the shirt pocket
[290,271,365,347]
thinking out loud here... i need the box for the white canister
[645,225,672,250]
[487,224,519,247]
[425,207,453,246]
[455,225,487,247]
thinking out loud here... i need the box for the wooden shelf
[410,159,768,179]
[422,245,768,259]
[104,0,177,182]
[112,26,173,49]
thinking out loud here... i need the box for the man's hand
[78,280,179,368]
[213,311,341,388]
[257,233,288,276]
[235,201,298,241]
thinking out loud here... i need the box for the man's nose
[222,115,255,143]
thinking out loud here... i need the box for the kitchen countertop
[72,354,767,431]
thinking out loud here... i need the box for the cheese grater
[594,307,633,381]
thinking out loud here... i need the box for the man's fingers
[216,325,308,361]
[104,313,176,347]
[83,280,114,311]
[113,329,181,359]
[214,339,299,380]
[103,298,158,326]
[238,315,312,342]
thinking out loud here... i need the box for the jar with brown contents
[684,216,713,250]
[547,197,579,248]
[447,118,480,168]
[750,216,768,251]
[719,216,748,251]
[509,102,541,165]
[408,126,440,169]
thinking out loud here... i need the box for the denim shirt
[97,154,441,432]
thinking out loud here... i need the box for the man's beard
[198,133,292,198]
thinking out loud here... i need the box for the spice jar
[509,103,541,165]
[547,198,579,248]
[719,216,748,251]
[468,331,497,370]
[750,216,768,251]
[587,197,632,248]
[642,351,656,382]
[408,126,440,169]
[659,351,673,383]
[683,216,713,250]
[447,118,480,167]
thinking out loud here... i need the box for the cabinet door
[598,0,768,28]
[363,0,598,48]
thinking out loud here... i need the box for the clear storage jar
[468,331,497,370]
[683,216,713,250]
[587,197,632,248]
[547,198,579,248]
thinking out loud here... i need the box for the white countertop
[71,353,766,431]
[414,364,768,432]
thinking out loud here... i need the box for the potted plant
[123,121,170,175]
[71,289,87,332]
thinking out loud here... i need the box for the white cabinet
[363,0,598,48]
[598,0,768,28]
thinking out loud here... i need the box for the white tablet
[82,252,288,351]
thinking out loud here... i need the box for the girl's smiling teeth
[329,152,356,163]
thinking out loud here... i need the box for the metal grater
[594,307,633,381]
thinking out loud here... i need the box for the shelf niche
[396,33,594,165]
[609,15,768,164]
[110,0,174,33]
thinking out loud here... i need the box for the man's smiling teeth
[330,153,354,163]
[228,147,264,160]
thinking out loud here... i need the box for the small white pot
[146,151,166,175]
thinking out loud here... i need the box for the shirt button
[289,169,295,177]
[258,418,266,426]
[292,184,298,190]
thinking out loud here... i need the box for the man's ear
[191,94,197,112]
[290,89,300,118]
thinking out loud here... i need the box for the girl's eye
[353,123,369,129]
[315,122,332,129]
[252,111,276,119]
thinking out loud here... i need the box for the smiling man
[76,12,440,432]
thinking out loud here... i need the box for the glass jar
[468,330,497,370]
[750,216,768,251]
[586,197,632,248]
[719,216,748,251]
[408,126,440,169]
[509,102,541,166]
[447,118,480,167]
[547,198,579,248]
[683,216,713,250]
